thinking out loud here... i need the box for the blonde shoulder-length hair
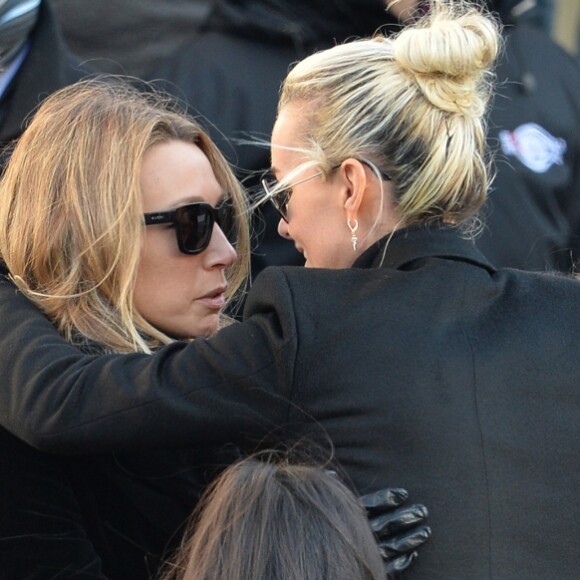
[0,78,250,353]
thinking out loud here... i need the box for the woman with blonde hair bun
[269,0,499,240]
[0,2,579,578]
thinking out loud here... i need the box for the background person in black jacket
[51,0,212,78]
[155,0,580,275]
[0,2,578,578]
[479,0,580,271]
[0,0,88,172]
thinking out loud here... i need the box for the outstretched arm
[0,271,296,454]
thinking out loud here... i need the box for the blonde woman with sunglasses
[0,77,250,578]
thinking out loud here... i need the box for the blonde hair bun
[393,1,500,117]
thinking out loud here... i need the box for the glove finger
[370,503,428,535]
[360,488,409,513]
[378,525,432,558]
[383,551,418,578]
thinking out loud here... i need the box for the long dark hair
[159,451,384,580]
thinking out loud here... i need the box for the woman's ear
[340,158,368,221]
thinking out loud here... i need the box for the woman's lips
[198,287,227,310]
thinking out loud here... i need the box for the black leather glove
[360,488,431,578]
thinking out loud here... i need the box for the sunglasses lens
[174,205,213,254]
[263,178,289,220]
[273,190,289,220]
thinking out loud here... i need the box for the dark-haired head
[160,451,385,580]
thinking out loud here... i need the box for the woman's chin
[165,314,220,341]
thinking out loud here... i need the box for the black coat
[0,0,88,170]
[1,225,579,579]
[0,343,235,579]
[0,419,235,579]
[0,429,108,578]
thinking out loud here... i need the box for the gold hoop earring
[347,219,359,252]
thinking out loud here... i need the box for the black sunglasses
[262,159,392,222]
[143,200,237,255]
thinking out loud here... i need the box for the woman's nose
[277,217,291,239]
[206,224,237,267]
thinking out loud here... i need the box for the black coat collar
[353,224,497,273]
